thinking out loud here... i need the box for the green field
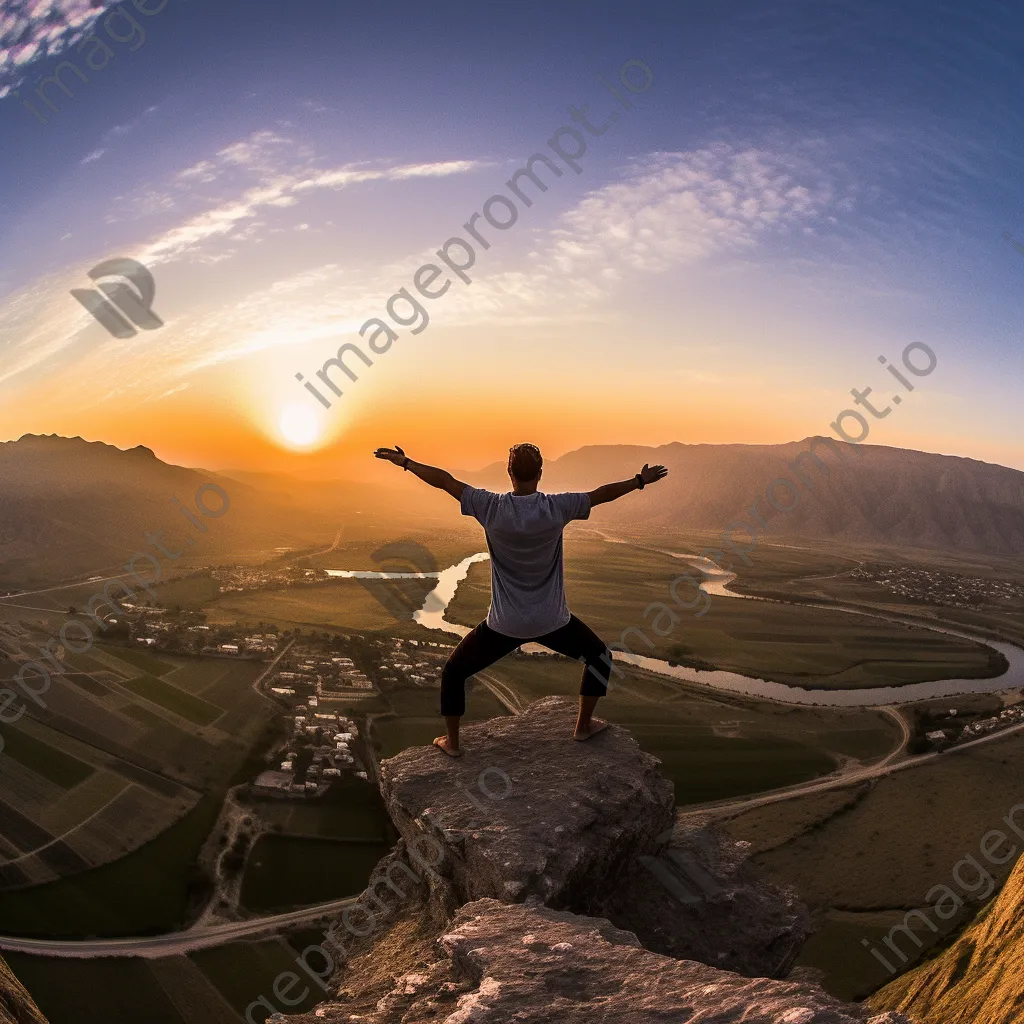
[0,792,222,936]
[6,954,196,1024]
[149,573,224,611]
[191,939,325,1017]
[6,936,326,1024]
[205,578,437,632]
[240,834,388,912]
[118,673,223,726]
[253,778,393,840]
[98,644,178,677]
[0,728,95,788]
[720,538,1024,648]
[723,730,1024,1000]
[0,671,280,935]
[629,723,835,803]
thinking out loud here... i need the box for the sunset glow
[278,402,324,451]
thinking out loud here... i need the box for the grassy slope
[870,852,1024,1024]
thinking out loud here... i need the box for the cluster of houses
[924,702,1024,749]
[253,635,454,800]
[205,565,329,593]
[851,565,1024,610]
[955,704,1024,742]
[254,712,367,797]
[268,646,376,698]
[117,607,280,658]
[377,637,452,687]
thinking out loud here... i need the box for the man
[373,442,668,756]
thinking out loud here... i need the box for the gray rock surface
[285,898,908,1024]
[377,696,674,917]
[278,697,902,1024]
[598,817,811,977]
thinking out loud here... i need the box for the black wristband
[403,458,410,471]
[635,473,644,490]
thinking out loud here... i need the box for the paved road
[679,717,1024,822]
[0,896,360,959]
[252,638,295,696]
[0,572,137,603]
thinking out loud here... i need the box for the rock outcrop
[870,845,1024,1024]
[288,898,905,1023]
[0,957,47,1024]
[280,697,906,1023]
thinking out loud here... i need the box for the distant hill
[0,435,343,584]
[466,437,1024,556]
[870,846,1024,1023]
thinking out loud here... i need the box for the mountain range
[467,436,1024,556]
[1,433,1022,586]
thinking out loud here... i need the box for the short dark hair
[508,442,543,481]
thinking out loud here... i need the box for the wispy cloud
[0,0,121,98]
[0,141,856,415]
[0,128,490,401]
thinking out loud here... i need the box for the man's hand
[639,463,668,486]
[374,444,408,467]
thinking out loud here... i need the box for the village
[850,564,1024,610]
[254,633,454,797]
[922,701,1024,750]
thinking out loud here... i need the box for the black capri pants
[440,614,612,717]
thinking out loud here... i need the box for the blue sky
[0,0,1022,474]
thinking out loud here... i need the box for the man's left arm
[587,464,668,507]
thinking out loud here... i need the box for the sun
[278,401,323,450]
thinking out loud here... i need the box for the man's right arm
[373,446,467,500]
[406,459,467,500]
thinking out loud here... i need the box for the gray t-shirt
[460,486,591,638]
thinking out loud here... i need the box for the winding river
[330,550,1024,708]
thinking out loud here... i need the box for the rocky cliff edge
[281,696,907,1023]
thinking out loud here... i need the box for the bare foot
[433,736,463,758]
[573,718,608,741]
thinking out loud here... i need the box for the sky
[1,0,1023,479]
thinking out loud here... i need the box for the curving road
[0,895,360,959]
[678,715,1024,822]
